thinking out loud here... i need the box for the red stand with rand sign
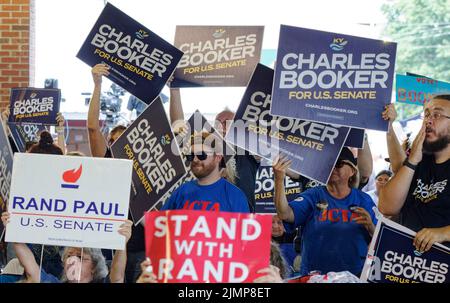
[145,210,272,283]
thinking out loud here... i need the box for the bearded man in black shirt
[379,94,450,253]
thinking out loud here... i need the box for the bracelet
[403,158,417,171]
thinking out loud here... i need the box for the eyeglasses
[421,111,450,121]
[185,151,210,162]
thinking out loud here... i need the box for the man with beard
[161,132,250,212]
[379,94,450,252]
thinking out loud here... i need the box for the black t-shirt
[104,148,145,252]
[401,154,450,237]
[234,149,260,213]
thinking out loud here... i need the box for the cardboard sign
[0,117,14,237]
[254,160,301,214]
[172,26,264,87]
[360,217,450,283]
[77,3,183,104]
[9,88,61,125]
[8,123,48,153]
[5,153,132,250]
[110,97,187,224]
[271,25,397,131]
[145,210,272,283]
[226,64,350,184]
[345,128,365,149]
[396,74,450,106]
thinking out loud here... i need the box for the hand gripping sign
[360,217,450,283]
[145,210,272,283]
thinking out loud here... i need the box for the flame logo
[61,165,82,189]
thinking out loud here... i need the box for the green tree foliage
[381,0,450,119]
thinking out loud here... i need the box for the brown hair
[28,131,63,155]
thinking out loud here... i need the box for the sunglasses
[185,151,210,162]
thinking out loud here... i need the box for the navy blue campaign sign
[8,123,48,152]
[271,25,397,132]
[77,3,183,105]
[0,117,13,237]
[254,159,301,214]
[345,128,365,149]
[110,97,187,225]
[225,63,350,184]
[361,217,450,283]
[9,88,60,125]
[172,26,264,87]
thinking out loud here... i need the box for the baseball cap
[337,147,357,169]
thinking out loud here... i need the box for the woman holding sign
[1,212,132,283]
[273,147,377,277]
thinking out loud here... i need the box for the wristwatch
[403,158,418,171]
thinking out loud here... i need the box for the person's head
[107,125,127,146]
[187,132,224,179]
[25,141,37,152]
[375,169,392,193]
[422,94,450,154]
[27,131,63,155]
[270,241,289,279]
[66,151,85,157]
[214,109,235,137]
[272,215,285,237]
[329,147,359,188]
[61,247,108,283]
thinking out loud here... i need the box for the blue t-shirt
[284,186,377,276]
[161,178,250,213]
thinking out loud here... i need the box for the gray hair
[270,241,289,279]
[60,247,108,283]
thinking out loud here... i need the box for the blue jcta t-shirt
[283,186,377,276]
[161,178,250,213]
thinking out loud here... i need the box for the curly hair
[270,241,289,279]
[28,131,63,155]
[60,247,108,283]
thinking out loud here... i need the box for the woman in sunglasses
[273,147,377,277]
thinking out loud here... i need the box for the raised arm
[87,64,109,157]
[273,155,295,223]
[55,112,66,154]
[357,134,373,185]
[169,87,185,126]
[1,212,40,282]
[110,220,132,283]
[1,106,11,136]
[383,104,406,173]
[378,122,425,216]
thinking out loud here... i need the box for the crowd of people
[0,63,449,283]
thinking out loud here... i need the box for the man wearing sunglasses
[161,132,250,213]
[379,94,450,253]
[169,86,260,213]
